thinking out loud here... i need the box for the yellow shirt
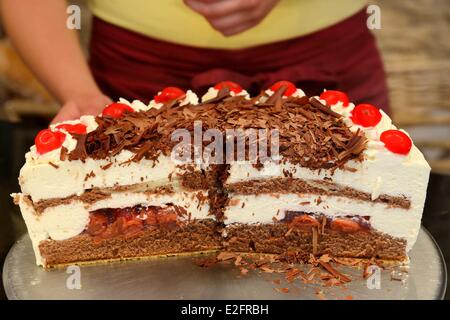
[88,0,367,49]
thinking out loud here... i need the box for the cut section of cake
[12,81,430,268]
[221,88,429,262]
[14,89,221,267]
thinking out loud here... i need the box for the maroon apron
[89,8,389,112]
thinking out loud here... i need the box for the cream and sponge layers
[19,151,200,202]
[227,144,430,210]
[13,190,209,266]
[223,193,420,252]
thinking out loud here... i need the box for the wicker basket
[373,0,450,173]
[385,59,450,173]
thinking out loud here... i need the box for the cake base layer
[39,219,220,267]
[223,223,406,261]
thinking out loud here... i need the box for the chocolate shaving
[275,287,290,294]
[203,87,231,104]
[60,147,68,161]
[312,227,318,255]
[297,108,314,120]
[216,252,237,261]
[265,85,287,105]
[68,134,88,161]
[318,261,351,283]
[100,163,113,170]
[310,98,341,118]
[321,216,327,234]
[48,162,59,169]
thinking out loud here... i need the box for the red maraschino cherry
[35,129,66,155]
[380,130,412,155]
[102,103,134,119]
[351,103,382,127]
[154,87,185,103]
[269,80,297,97]
[319,90,349,107]
[56,123,87,135]
[214,81,243,94]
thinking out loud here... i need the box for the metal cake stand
[2,227,446,300]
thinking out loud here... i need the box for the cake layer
[224,192,420,251]
[14,188,210,265]
[30,180,212,214]
[226,178,410,208]
[223,219,406,261]
[21,149,214,203]
[40,219,219,268]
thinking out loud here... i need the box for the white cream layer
[224,193,420,252]
[20,152,180,202]
[14,190,210,266]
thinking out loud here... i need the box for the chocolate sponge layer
[40,219,220,267]
[223,223,406,261]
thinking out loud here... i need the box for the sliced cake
[12,81,430,267]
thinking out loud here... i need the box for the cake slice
[222,85,429,262]
[13,89,222,267]
[12,81,430,268]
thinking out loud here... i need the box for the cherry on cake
[12,81,430,268]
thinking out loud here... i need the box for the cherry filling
[86,205,180,239]
[283,211,370,233]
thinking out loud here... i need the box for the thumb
[51,101,82,125]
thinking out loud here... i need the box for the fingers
[89,95,113,114]
[184,0,257,18]
[220,19,260,37]
[184,0,278,36]
[207,10,258,33]
[51,101,82,124]
[51,94,112,124]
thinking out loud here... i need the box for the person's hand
[184,0,279,36]
[51,93,112,124]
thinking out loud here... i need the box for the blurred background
[0,0,449,299]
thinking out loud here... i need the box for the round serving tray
[3,227,446,300]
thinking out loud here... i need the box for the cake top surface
[27,81,423,172]
[65,86,365,170]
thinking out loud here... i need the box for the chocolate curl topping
[67,89,367,170]
[203,87,231,104]
[337,129,366,162]
[310,98,341,118]
[67,134,88,161]
[265,85,288,105]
